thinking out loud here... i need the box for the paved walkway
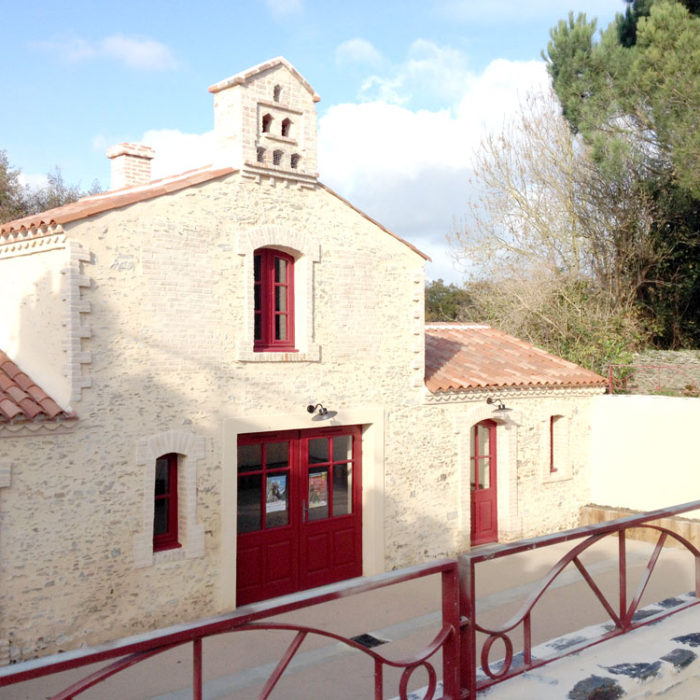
[3,537,698,698]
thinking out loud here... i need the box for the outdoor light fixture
[306,403,337,421]
[486,397,512,417]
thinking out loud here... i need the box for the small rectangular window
[550,416,563,473]
[154,453,180,551]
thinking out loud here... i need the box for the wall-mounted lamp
[306,403,337,421]
[486,397,512,417]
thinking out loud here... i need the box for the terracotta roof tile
[0,166,236,239]
[425,323,606,393]
[0,350,75,423]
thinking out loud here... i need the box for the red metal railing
[608,363,700,395]
[459,500,700,696]
[2,502,699,699]
[0,559,460,700]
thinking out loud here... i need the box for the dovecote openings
[255,84,302,172]
[209,57,319,178]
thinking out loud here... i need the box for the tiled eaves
[208,56,321,103]
[0,351,75,424]
[424,323,607,393]
[0,166,237,242]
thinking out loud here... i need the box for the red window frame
[254,248,295,352]
[153,453,180,551]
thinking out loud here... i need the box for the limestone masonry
[0,57,605,663]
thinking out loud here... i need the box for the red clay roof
[0,351,75,423]
[0,166,236,238]
[425,323,606,393]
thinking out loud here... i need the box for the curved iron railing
[0,559,460,700]
[3,502,699,698]
[459,501,700,695]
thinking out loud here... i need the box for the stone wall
[0,171,426,662]
[620,350,700,395]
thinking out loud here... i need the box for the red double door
[236,426,363,605]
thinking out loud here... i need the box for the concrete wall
[590,394,700,513]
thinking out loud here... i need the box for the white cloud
[360,39,472,105]
[101,35,180,71]
[18,172,49,189]
[140,129,216,179]
[319,54,549,282]
[264,0,303,20]
[335,38,383,67]
[37,35,179,71]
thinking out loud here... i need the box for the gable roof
[0,166,236,240]
[425,323,606,393]
[0,351,75,423]
[208,56,321,102]
[0,166,428,261]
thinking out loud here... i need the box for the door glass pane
[238,444,262,473]
[254,284,261,312]
[308,467,329,521]
[333,464,352,516]
[155,457,169,495]
[478,457,490,489]
[275,257,287,283]
[238,474,262,533]
[254,254,261,281]
[477,424,490,457]
[265,441,288,469]
[265,472,289,528]
[275,313,287,341]
[470,457,476,490]
[254,312,261,341]
[308,438,328,464]
[275,285,287,312]
[332,435,352,462]
[154,498,168,535]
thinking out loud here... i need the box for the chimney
[106,143,155,190]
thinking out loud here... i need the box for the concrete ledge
[480,598,700,698]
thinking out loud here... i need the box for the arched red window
[254,248,295,351]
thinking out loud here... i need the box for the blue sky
[1,0,621,281]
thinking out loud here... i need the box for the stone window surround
[219,406,385,610]
[543,408,572,483]
[133,429,205,568]
[236,224,320,362]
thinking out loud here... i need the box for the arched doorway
[470,419,498,545]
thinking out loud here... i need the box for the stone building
[0,57,605,663]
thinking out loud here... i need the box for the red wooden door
[470,419,498,546]
[236,426,362,605]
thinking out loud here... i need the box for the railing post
[618,530,627,627]
[441,563,461,699]
[193,637,202,700]
[458,554,476,698]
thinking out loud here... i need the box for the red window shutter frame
[153,453,181,551]
[254,248,296,352]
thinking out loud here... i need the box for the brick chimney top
[106,142,155,190]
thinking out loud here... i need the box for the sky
[0,0,622,282]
